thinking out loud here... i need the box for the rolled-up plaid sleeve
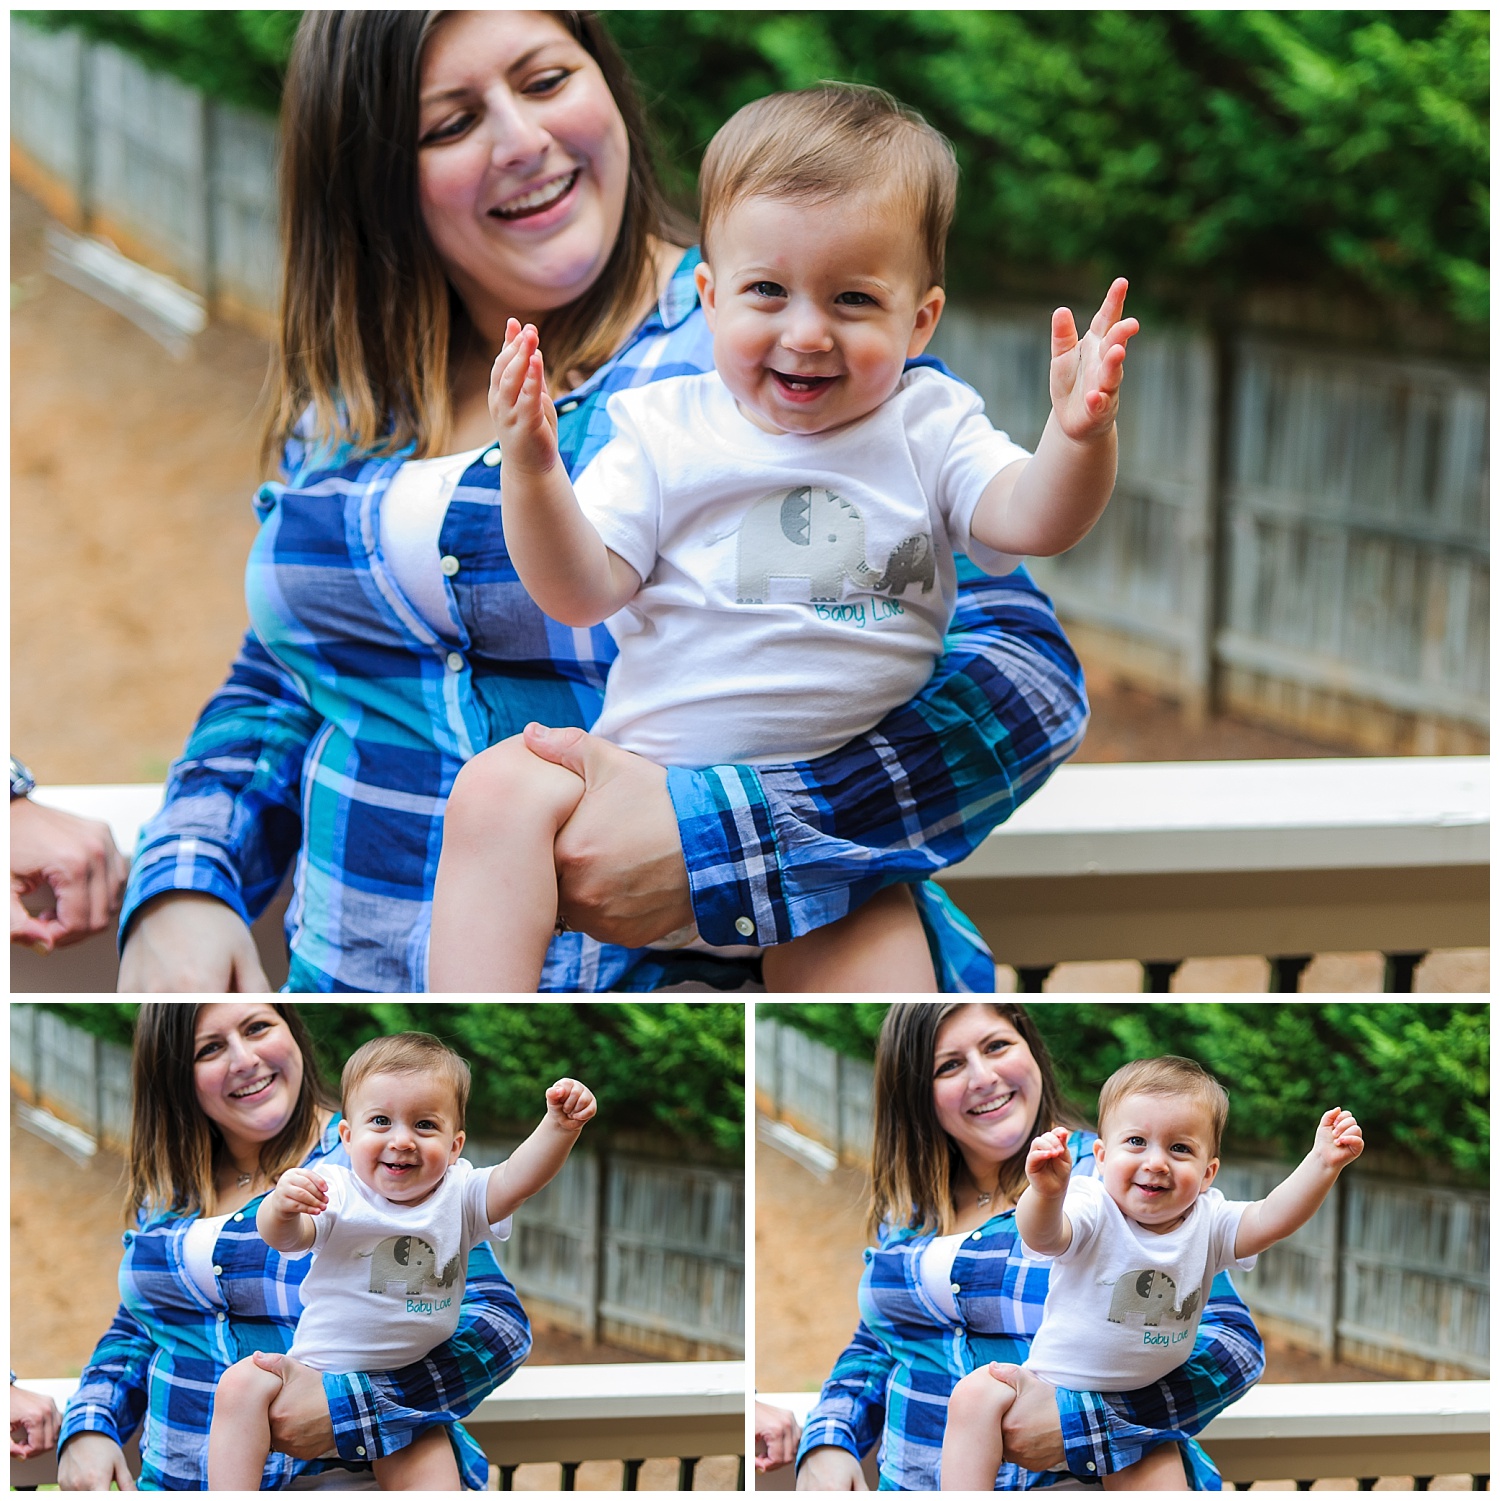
[1055,1271,1265,1489]
[795,1318,895,1472]
[671,560,1087,953]
[323,1245,531,1490]
[59,1303,153,1452]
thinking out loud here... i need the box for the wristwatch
[10,755,36,800]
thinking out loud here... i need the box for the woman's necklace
[976,1190,992,1208]
[236,1171,254,1189]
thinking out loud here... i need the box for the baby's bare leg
[1102,1440,1189,1490]
[372,1425,460,1491]
[429,735,586,991]
[207,1356,284,1490]
[940,1363,1016,1490]
[760,884,936,993]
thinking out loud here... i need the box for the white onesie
[1021,1176,1257,1391]
[286,1160,511,1374]
[572,366,1029,766]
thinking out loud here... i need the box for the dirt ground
[10,1108,737,1491]
[9,183,1484,991]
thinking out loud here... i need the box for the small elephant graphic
[433,1253,462,1289]
[361,1235,441,1297]
[873,533,936,597]
[736,486,880,604]
[1106,1269,1188,1327]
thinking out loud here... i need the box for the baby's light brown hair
[697,83,959,290]
[1096,1056,1230,1158]
[341,1032,471,1132]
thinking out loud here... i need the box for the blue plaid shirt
[58,1118,529,1490]
[796,1132,1265,1490]
[120,249,1087,992]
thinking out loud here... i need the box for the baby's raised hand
[1313,1107,1364,1171]
[489,318,560,477]
[546,1077,597,1132]
[1025,1126,1073,1197]
[1049,277,1139,444]
[269,1168,328,1219]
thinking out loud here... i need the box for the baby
[429,83,1137,993]
[940,1055,1364,1490]
[206,1032,595,1491]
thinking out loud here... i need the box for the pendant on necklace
[236,1172,253,1189]
[976,1192,992,1208]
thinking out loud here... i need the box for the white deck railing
[753,1381,1490,1491]
[11,757,1487,993]
[9,1362,746,1490]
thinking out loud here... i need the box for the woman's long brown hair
[264,11,692,467]
[868,1002,1081,1239]
[126,1004,333,1222]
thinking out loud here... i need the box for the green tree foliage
[38,1002,744,1157]
[20,10,1487,325]
[770,1002,1488,1181]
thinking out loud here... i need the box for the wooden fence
[9,1005,744,1359]
[10,16,1489,751]
[754,1012,1488,1377]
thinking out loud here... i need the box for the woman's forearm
[502,463,639,627]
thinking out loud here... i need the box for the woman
[56,1003,528,1490]
[796,1003,1265,1490]
[118,10,1087,993]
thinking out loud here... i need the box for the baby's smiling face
[694,189,945,438]
[339,1071,465,1207]
[1093,1091,1220,1233]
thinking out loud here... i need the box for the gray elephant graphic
[433,1253,461,1289]
[360,1235,444,1297]
[1105,1269,1199,1327]
[737,486,880,603]
[873,533,936,596]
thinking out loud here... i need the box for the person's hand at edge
[754,1399,802,1473]
[10,1382,60,1458]
[11,796,128,951]
[995,1363,1066,1471]
[795,1444,869,1489]
[255,1351,335,1461]
[56,1431,136,1490]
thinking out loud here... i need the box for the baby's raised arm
[1014,1126,1075,1255]
[970,278,1138,560]
[485,1078,597,1225]
[256,1167,328,1254]
[1234,1108,1364,1259]
[490,320,641,628]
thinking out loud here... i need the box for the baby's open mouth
[771,371,836,395]
[491,170,579,220]
[381,1161,418,1175]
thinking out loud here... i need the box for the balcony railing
[753,1381,1490,1491]
[10,756,1487,993]
[10,1362,746,1490]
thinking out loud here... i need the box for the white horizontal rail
[753,1381,1489,1490]
[9,1363,746,1486]
[944,756,1488,879]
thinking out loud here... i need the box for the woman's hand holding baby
[1312,1107,1364,1171]
[490,319,560,477]
[546,1078,598,1133]
[1049,277,1139,443]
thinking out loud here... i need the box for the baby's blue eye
[749,281,785,299]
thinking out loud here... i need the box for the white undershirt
[918,1231,964,1320]
[183,1212,233,1302]
[378,446,488,634]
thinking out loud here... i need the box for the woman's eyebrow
[419,44,552,105]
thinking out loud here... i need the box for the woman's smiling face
[416,10,631,335]
[931,1005,1043,1175]
[193,1004,305,1154]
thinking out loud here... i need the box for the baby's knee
[447,737,580,831]
[947,1366,1015,1427]
[214,1356,282,1417]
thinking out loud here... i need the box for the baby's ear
[694,261,717,327]
[906,285,946,358]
